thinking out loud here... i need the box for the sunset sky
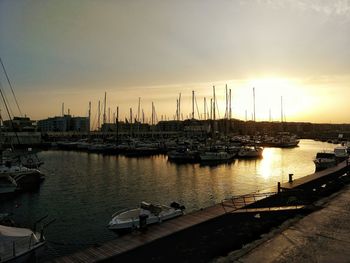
[1,0,350,127]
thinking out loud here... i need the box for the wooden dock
[53,193,274,263]
[280,159,349,190]
[53,159,350,263]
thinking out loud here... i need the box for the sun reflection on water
[259,148,276,179]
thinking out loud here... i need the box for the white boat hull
[108,204,184,231]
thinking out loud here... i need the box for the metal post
[289,173,294,183]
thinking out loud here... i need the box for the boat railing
[221,192,276,213]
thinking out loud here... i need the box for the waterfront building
[37,115,90,133]
[2,116,36,132]
[101,121,150,133]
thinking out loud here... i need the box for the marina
[1,1,350,262]
[0,139,346,261]
[53,144,350,262]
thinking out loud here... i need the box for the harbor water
[0,139,336,260]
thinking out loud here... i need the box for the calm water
[0,139,336,260]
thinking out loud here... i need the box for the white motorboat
[238,146,263,158]
[0,164,44,190]
[199,151,235,162]
[108,201,184,231]
[0,175,17,195]
[0,224,46,262]
[313,152,336,171]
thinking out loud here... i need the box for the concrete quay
[215,184,350,263]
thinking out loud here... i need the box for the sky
[0,0,350,127]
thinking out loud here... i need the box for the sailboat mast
[178,93,181,121]
[98,100,100,130]
[88,101,91,131]
[103,92,107,125]
[213,86,216,120]
[151,102,154,125]
[116,106,119,144]
[253,87,256,122]
[192,90,195,119]
[0,57,22,117]
[204,97,206,120]
[225,84,228,119]
[137,97,141,122]
[281,96,283,123]
[229,89,232,119]
[129,108,133,123]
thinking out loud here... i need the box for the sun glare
[231,77,314,122]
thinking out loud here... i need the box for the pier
[53,159,350,263]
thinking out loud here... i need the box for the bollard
[289,173,294,183]
[139,214,148,231]
[277,182,281,193]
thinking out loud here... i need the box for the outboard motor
[5,160,11,168]
[170,202,186,211]
[139,214,148,230]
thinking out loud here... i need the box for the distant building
[37,115,90,132]
[101,121,150,133]
[2,116,36,132]
[71,117,90,132]
[157,120,183,132]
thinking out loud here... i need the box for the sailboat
[0,58,45,189]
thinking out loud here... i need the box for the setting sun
[228,77,316,122]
